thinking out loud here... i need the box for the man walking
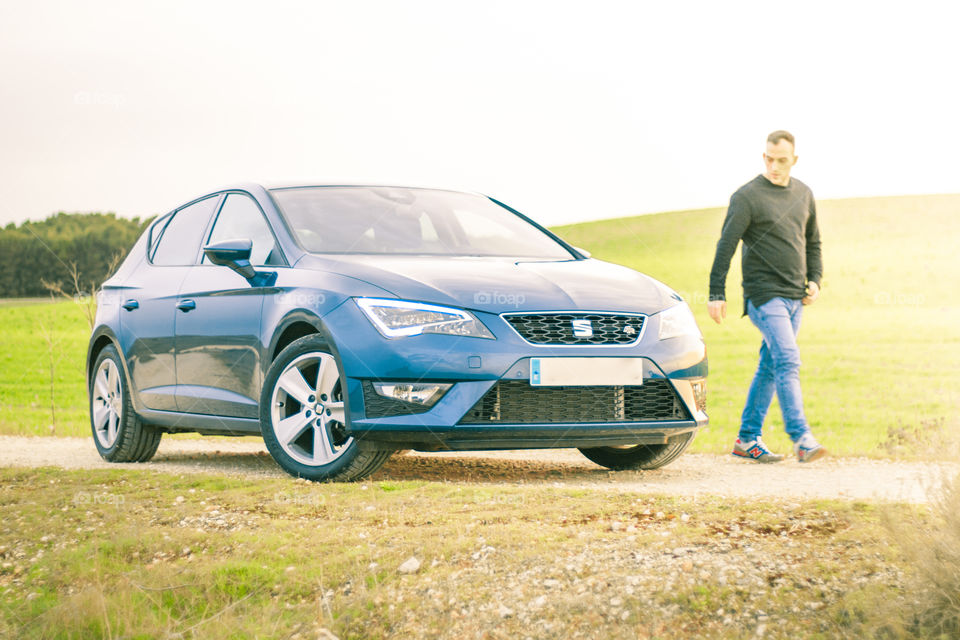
[708,130,826,463]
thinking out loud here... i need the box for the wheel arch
[86,327,124,391]
[266,310,339,367]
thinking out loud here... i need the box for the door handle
[176,299,196,312]
[121,299,139,311]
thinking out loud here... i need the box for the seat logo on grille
[571,319,593,338]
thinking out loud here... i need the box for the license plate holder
[529,357,645,386]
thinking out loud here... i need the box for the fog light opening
[372,382,451,407]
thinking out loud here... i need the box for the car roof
[209,181,484,197]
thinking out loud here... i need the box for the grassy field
[0,467,931,639]
[0,194,958,456]
[0,300,90,437]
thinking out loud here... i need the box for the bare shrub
[886,470,960,636]
[37,318,58,435]
[41,254,122,330]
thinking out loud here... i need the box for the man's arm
[708,192,751,323]
[803,196,823,305]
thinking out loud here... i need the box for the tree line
[0,212,153,298]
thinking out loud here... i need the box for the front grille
[361,380,432,418]
[503,313,645,345]
[459,379,688,424]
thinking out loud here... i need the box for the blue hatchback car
[87,183,707,481]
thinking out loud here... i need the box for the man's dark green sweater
[709,174,822,313]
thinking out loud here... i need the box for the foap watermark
[97,290,124,307]
[473,291,526,308]
[272,491,325,508]
[675,291,712,307]
[73,491,125,506]
[276,292,326,307]
[73,91,125,109]
[873,291,925,306]
[469,493,527,506]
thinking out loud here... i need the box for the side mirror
[203,238,256,279]
[573,246,592,259]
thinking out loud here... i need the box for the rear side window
[203,193,283,266]
[150,196,220,265]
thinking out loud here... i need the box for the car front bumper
[322,300,708,450]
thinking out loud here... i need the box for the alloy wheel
[92,358,123,449]
[269,352,352,466]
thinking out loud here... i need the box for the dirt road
[0,435,952,503]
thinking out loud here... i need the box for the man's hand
[707,299,727,324]
[802,281,820,305]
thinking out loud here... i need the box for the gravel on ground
[0,435,953,503]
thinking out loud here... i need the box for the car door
[174,192,285,418]
[119,195,221,411]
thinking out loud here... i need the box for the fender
[264,309,333,370]
[261,303,358,437]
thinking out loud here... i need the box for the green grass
[0,300,90,437]
[1,194,958,455]
[0,468,927,639]
[553,194,960,457]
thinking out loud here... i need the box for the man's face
[763,139,797,186]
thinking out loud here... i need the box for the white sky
[1,0,958,227]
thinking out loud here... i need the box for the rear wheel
[260,335,392,481]
[578,432,694,470]
[89,345,162,462]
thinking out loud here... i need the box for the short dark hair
[767,130,795,147]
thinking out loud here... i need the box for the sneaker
[731,438,784,463]
[795,433,827,463]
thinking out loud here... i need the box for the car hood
[295,254,679,314]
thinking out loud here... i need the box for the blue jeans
[739,297,811,443]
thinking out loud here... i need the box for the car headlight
[356,298,495,339]
[657,302,702,340]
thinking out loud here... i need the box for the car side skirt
[136,408,261,436]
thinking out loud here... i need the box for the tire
[89,345,162,462]
[578,432,694,471]
[260,335,392,481]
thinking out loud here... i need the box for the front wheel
[260,335,392,481]
[89,345,162,462]
[578,432,694,471]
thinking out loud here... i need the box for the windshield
[270,186,574,259]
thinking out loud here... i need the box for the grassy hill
[1,194,958,457]
[553,193,960,456]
